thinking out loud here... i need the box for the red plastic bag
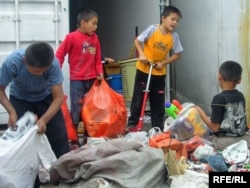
[61,95,78,141]
[182,135,206,153]
[81,79,127,138]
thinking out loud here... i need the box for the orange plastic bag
[61,95,78,141]
[152,138,188,160]
[148,129,171,147]
[149,128,187,160]
[81,79,127,138]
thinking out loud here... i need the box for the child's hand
[104,57,115,64]
[97,73,103,80]
[37,119,47,134]
[8,111,18,131]
[139,55,148,64]
[155,62,164,71]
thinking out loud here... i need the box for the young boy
[0,42,70,187]
[196,60,250,150]
[127,5,183,131]
[56,9,103,132]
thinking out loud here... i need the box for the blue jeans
[70,79,95,124]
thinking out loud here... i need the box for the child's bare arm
[134,38,147,64]
[195,106,220,132]
[162,53,181,65]
[155,53,181,71]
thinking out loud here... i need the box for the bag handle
[148,127,162,138]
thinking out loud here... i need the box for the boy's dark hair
[77,9,98,27]
[25,42,54,68]
[219,60,242,82]
[161,5,182,18]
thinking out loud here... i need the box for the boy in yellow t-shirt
[127,5,183,131]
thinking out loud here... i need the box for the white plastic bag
[124,131,149,146]
[222,140,249,164]
[1,111,36,141]
[0,112,57,188]
[0,173,16,188]
[192,144,217,161]
[170,169,208,188]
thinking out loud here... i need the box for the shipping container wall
[0,0,69,124]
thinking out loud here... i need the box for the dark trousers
[10,94,70,187]
[128,69,165,130]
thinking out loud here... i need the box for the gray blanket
[50,139,169,188]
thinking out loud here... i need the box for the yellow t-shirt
[136,24,183,75]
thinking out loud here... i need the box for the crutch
[129,62,155,132]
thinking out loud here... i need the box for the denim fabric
[70,79,95,124]
[207,155,228,172]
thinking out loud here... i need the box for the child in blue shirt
[0,42,70,187]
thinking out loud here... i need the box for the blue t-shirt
[0,49,64,102]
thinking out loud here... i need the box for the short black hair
[77,9,98,27]
[161,5,182,18]
[219,60,242,82]
[25,42,54,68]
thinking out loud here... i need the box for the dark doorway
[69,0,88,32]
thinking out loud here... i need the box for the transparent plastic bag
[164,102,210,141]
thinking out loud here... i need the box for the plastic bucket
[107,74,123,94]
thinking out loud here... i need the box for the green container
[119,58,137,102]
